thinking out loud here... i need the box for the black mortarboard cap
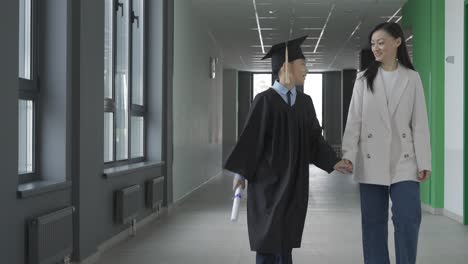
[261,35,308,79]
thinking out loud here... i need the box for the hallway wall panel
[445,0,464,221]
[72,0,168,261]
[0,1,73,263]
[172,1,224,201]
[0,1,20,262]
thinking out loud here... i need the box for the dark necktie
[287,91,292,106]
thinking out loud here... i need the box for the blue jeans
[256,250,293,264]
[360,181,422,264]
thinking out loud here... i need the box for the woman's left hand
[418,170,431,182]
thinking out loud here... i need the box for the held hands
[334,159,353,174]
[418,170,431,182]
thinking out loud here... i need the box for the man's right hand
[233,177,246,191]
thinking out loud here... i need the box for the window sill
[17,179,72,199]
[103,161,165,179]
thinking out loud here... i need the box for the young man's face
[290,59,307,85]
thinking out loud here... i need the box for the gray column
[322,71,342,145]
[237,71,252,137]
[342,69,357,134]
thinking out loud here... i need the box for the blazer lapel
[388,65,409,117]
[374,72,391,130]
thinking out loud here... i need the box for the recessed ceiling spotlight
[269,10,277,14]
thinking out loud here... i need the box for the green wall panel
[402,0,445,209]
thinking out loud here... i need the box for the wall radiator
[115,185,141,225]
[146,177,164,210]
[28,206,74,264]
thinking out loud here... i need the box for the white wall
[173,1,224,201]
[444,0,464,219]
[222,69,238,162]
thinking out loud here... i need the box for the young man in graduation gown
[224,35,350,264]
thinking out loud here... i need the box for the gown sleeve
[307,96,340,173]
[224,94,269,181]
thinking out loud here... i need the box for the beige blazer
[342,65,431,186]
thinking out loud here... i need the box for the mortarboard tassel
[284,42,290,84]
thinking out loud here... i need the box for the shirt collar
[272,80,297,96]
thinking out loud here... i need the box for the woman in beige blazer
[341,22,431,264]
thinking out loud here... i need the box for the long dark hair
[362,22,415,92]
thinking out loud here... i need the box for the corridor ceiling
[191,0,408,72]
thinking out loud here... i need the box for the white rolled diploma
[230,186,244,222]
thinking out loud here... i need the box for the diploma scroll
[230,186,244,222]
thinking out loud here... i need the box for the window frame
[18,0,39,182]
[104,0,147,168]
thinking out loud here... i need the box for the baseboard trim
[443,209,464,224]
[75,171,223,264]
[421,204,464,224]
[100,210,161,252]
[76,251,101,264]
[172,171,222,205]
[421,204,444,215]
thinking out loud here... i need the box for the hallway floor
[98,167,468,264]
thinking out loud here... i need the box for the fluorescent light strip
[314,4,335,53]
[250,45,272,48]
[297,16,322,19]
[387,7,402,22]
[250,28,277,30]
[395,16,402,23]
[252,0,265,54]
[254,17,278,19]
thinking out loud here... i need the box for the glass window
[115,75,129,161]
[253,73,272,99]
[115,0,130,161]
[104,0,114,99]
[19,0,32,80]
[131,0,144,106]
[104,112,114,162]
[131,116,144,158]
[18,0,37,176]
[303,73,323,126]
[105,0,146,165]
[18,100,33,174]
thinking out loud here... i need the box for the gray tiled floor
[98,166,468,264]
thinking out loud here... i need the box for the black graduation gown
[224,88,339,253]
